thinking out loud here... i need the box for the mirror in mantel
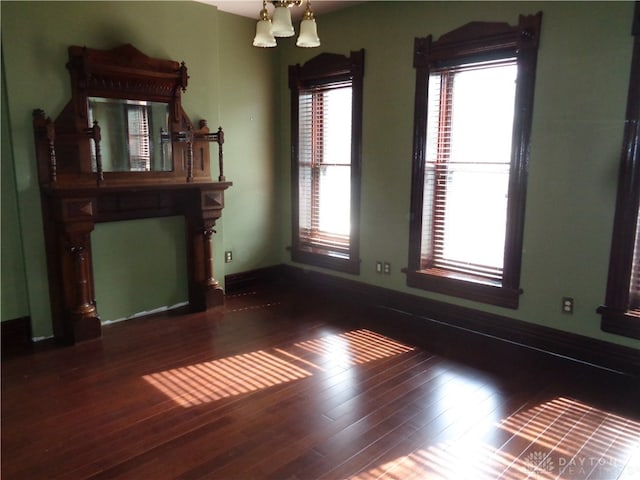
[88,97,172,172]
[32,43,223,188]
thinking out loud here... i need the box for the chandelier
[253,0,320,48]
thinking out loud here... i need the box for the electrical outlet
[562,297,574,314]
[375,261,383,274]
[383,262,391,274]
[224,251,233,263]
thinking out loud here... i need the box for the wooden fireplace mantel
[40,181,231,344]
[33,44,232,344]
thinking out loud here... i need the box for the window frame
[406,14,542,309]
[598,4,640,340]
[289,50,364,274]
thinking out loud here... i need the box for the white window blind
[127,105,151,171]
[421,59,517,284]
[298,84,352,257]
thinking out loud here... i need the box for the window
[598,4,640,339]
[289,50,364,274]
[407,14,542,308]
[423,60,516,283]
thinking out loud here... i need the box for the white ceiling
[199,1,366,21]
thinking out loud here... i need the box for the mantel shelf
[42,181,233,196]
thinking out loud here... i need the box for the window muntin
[421,60,516,284]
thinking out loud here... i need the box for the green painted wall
[2,0,638,352]
[92,217,188,322]
[217,11,282,273]
[1,1,278,333]
[277,1,639,349]
[1,51,30,321]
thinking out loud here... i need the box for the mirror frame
[34,44,218,188]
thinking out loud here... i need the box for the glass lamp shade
[253,19,277,47]
[296,18,320,47]
[272,5,295,37]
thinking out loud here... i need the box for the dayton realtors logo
[523,450,635,479]
[524,451,555,476]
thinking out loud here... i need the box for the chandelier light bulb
[253,1,277,47]
[252,0,320,48]
[272,2,295,38]
[296,1,320,48]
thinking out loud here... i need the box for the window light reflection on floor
[293,329,415,366]
[349,397,640,480]
[143,350,313,407]
[143,329,414,408]
[351,443,524,480]
[497,397,640,479]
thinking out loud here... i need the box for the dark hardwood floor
[2,286,639,479]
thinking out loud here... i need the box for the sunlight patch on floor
[350,443,522,480]
[293,329,415,366]
[497,396,640,479]
[349,397,640,480]
[143,350,312,407]
[143,329,414,408]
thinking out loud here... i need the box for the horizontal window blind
[127,105,151,171]
[421,59,517,283]
[298,83,352,256]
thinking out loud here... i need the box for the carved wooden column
[64,235,100,341]
[202,223,224,308]
[68,243,94,316]
[187,185,229,311]
[57,201,101,342]
[203,225,219,290]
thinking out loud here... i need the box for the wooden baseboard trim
[1,316,32,358]
[224,265,289,294]
[281,265,640,377]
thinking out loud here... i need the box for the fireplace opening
[91,216,188,323]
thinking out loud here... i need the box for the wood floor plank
[2,285,638,480]
[336,376,536,480]
[182,352,440,478]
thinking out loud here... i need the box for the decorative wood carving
[413,13,542,68]
[33,45,232,344]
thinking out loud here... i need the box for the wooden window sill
[598,306,640,340]
[405,269,521,309]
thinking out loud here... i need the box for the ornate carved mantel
[33,45,232,344]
